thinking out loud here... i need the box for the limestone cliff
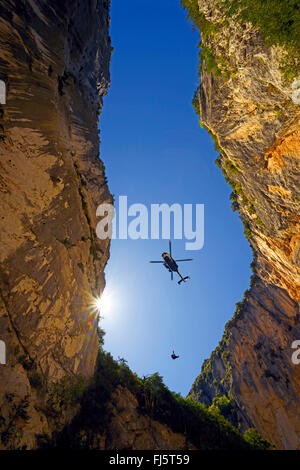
[0,0,112,449]
[185,0,300,450]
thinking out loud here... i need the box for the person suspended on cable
[171,350,179,360]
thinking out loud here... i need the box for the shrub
[242,219,252,241]
[199,45,221,76]
[215,156,222,168]
[192,88,200,117]
[244,427,275,449]
[180,1,219,40]
[209,395,239,427]
[48,374,87,407]
[230,192,239,212]
[97,326,106,347]
[224,159,240,175]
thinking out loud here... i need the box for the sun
[95,297,102,312]
[94,290,113,315]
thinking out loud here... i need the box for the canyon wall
[0,0,112,449]
[187,0,300,450]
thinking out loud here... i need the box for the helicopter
[150,240,193,284]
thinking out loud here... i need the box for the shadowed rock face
[69,386,197,450]
[0,0,112,449]
[188,0,300,450]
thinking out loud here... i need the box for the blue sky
[99,0,252,396]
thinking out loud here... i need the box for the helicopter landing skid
[178,276,190,285]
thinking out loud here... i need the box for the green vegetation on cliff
[37,349,269,450]
[224,0,300,50]
[180,0,219,39]
[223,0,300,79]
[181,0,300,81]
[188,289,251,406]
[244,428,275,450]
[188,280,273,450]
[181,1,221,77]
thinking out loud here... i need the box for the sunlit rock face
[0,0,112,449]
[188,0,300,450]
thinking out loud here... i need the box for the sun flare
[94,290,113,315]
